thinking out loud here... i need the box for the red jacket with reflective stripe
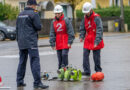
[84,12,104,50]
[53,14,70,50]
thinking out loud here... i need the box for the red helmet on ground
[91,72,104,81]
[91,73,97,81]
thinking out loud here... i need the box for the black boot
[17,83,26,87]
[34,83,49,89]
[82,72,90,76]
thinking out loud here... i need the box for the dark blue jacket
[16,7,41,49]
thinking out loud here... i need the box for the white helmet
[82,2,92,13]
[54,5,63,13]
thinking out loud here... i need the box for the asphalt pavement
[0,32,130,90]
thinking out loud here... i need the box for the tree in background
[0,3,19,21]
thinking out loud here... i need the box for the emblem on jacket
[56,23,63,32]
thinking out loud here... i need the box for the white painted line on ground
[0,87,11,89]
[0,51,56,58]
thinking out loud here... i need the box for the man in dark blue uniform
[16,0,49,89]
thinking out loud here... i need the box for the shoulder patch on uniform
[34,10,38,12]
[18,15,29,18]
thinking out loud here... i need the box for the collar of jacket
[55,14,64,21]
[24,7,34,11]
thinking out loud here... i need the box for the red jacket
[53,14,70,50]
[84,12,104,50]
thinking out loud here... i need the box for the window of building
[19,2,26,12]
[110,0,120,6]
[114,0,120,6]
[115,0,118,6]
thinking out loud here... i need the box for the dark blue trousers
[57,49,69,69]
[83,48,102,75]
[17,48,41,86]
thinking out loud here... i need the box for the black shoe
[34,83,49,89]
[82,72,90,76]
[17,83,26,87]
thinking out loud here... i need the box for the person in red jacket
[80,2,104,77]
[49,5,75,69]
